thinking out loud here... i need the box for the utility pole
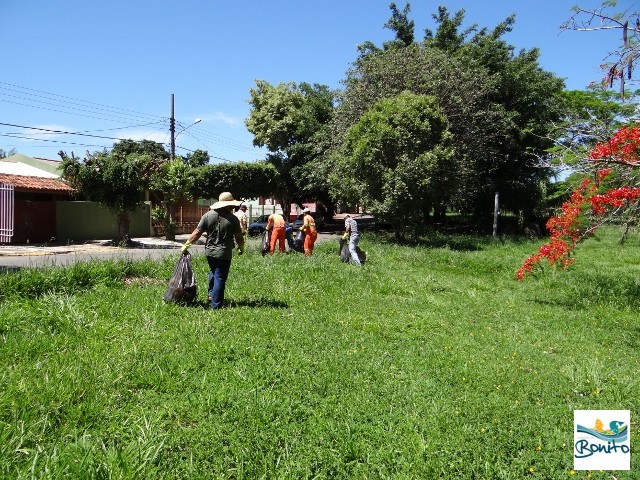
[169,93,175,161]
[169,94,200,162]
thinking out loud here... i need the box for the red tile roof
[0,173,74,195]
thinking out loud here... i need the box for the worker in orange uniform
[266,211,287,254]
[299,207,318,256]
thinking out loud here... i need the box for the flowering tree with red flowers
[518,3,640,280]
[517,126,640,280]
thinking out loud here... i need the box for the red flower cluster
[517,173,640,280]
[516,178,594,280]
[590,126,640,165]
[590,186,640,214]
[518,126,640,280]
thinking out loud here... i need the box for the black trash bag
[163,252,197,304]
[339,238,367,265]
[356,246,367,264]
[261,229,271,256]
[339,238,350,263]
[292,229,305,253]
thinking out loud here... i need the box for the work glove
[181,241,192,254]
[342,233,349,241]
[237,244,245,255]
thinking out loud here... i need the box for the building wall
[56,201,151,241]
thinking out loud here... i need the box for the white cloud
[116,129,169,144]
[200,112,242,127]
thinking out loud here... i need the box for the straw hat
[210,192,242,210]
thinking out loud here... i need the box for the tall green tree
[111,139,168,160]
[453,20,564,219]
[383,2,415,49]
[183,149,210,168]
[60,149,156,244]
[330,91,455,238]
[331,4,564,228]
[424,5,475,52]
[245,80,335,213]
[355,2,415,61]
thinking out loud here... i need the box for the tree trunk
[165,204,176,241]
[280,198,291,222]
[116,212,131,245]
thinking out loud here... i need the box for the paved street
[0,236,191,269]
[0,232,343,269]
[0,216,375,269]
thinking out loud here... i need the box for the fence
[172,205,288,229]
[0,183,14,243]
[173,206,210,234]
[151,206,210,236]
[174,205,289,224]
[246,204,288,223]
[153,204,296,236]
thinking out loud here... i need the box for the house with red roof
[0,154,74,244]
[0,154,151,244]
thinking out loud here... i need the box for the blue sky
[1,0,635,163]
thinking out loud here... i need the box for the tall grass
[0,228,638,479]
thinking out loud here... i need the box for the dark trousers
[206,256,232,309]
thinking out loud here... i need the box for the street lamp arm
[176,118,201,138]
[170,117,201,160]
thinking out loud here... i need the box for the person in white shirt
[342,214,362,266]
[234,205,248,237]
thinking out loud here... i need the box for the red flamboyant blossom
[590,186,640,214]
[589,126,640,165]
[516,178,595,280]
[517,126,640,280]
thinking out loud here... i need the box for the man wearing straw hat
[181,192,245,309]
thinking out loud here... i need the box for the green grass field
[1,228,638,479]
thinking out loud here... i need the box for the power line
[0,81,166,124]
[176,129,258,157]
[0,122,256,163]
[1,81,260,157]
[0,122,164,141]
[0,134,111,150]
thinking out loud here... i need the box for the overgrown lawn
[1,228,638,479]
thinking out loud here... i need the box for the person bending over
[267,212,287,254]
[342,213,361,266]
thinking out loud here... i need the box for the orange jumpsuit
[267,213,287,254]
[301,213,317,256]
